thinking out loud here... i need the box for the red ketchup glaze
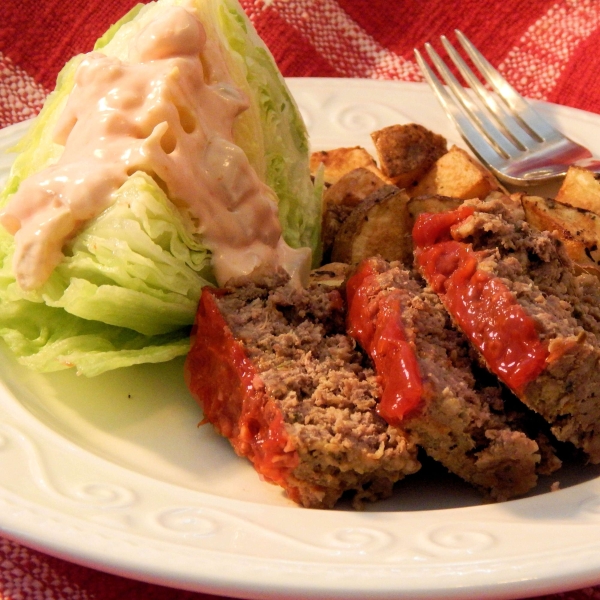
[184,288,300,497]
[413,207,549,394]
[346,260,423,425]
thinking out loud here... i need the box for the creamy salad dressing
[0,4,311,290]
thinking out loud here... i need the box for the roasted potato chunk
[309,263,350,289]
[310,146,385,185]
[371,123,447,188]
[556,166,600,214]
[521,194,600,276]
[406,195,464,229]
[409,146,500,199]
[321,167,389,261]
[321,203,355,263]
[331,186,412,265]
[323,167,388,208]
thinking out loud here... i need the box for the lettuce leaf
[214,0,322,259]
[1,173,212,335]
[0,0,320,375]
[0,173,212,375]
[93,0,322,257]
[0,300,192,376]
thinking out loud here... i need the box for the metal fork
[414,30,600,186]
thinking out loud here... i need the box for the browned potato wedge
[321,203,355,263]
[371,123,447,188]
[562,237,600,278]
[309,263,350,288]
[331,186,412,265]
[521,194,600,276]
[321,167,389,261]
[556,166,600,214]
[323,167,388,207]
[310,147,386,185]
[406,195,464,230]
[409,146,500,199]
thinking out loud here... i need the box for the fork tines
[414,30,562,175]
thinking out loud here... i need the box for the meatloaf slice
[413,192,600,462]
[184,269,420,509]
[345,257,553,501]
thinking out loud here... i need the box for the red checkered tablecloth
[2,0,600,598]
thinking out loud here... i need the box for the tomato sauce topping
[413,207,549,394]
[346,260,423,425]
[184,288,299,494]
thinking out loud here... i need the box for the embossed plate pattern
[2,79,600,600]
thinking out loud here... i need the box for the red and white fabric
[2,0,600,598]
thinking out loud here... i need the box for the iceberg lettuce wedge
[0,0,321,375]
[0,173,212,375]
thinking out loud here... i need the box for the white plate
[3,78,600,600]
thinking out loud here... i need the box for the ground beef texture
[414,193,600,462]
[346,257,549,501]
[184,270,420,509]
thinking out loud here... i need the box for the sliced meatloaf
[184,269,420,509]
[413,192,600,462]
[345,257,555,501]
